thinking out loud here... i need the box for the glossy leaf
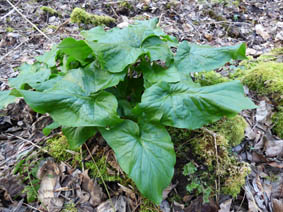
[135,81,256,129]
[43,122,61,136]
[83,19,171,73]
[175,41,247,73]
[17,79,122,127]
[64,62,126,93]
[137,61,180,88]
[62,126,97,148]
[36,45,59,67]
[58,38,92,64]
[0,90,17,109]
[100,120,176,204]
[8,63,51,89]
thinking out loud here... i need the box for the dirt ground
[0,0,283,211]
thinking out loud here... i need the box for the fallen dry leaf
[218,199,232,212]
[263,136,283,158]
[37,158,63,212]
[0,176,24,202]
[97,195,129,212]
[272,199,283,212]
[80,170,104,207]
[255,24,270,40]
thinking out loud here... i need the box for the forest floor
[0,0,282,212]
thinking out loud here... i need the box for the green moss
[189,130,250,197]
[40,6,58,16]
[167,127,191,143]
[62,202,77,212]
[45,136,80,165]
[190,130,229,169]
[119,1,134,10]
[242,62,283,105]
[166,0,179,9]
[13,154,42,203]
[139,199,160,212]
[70,8,115,26]
[222,161,250,197]
[272,106,283,138]
[208,115,247,146]
[6,27,14,32]
[194,71,230,86]
[85,156,124,184]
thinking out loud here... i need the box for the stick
[7,133,48,153]
[5,0,53,42]
[0,40,27,63]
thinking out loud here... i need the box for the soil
[0,0,283,211]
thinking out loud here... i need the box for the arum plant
[0,18,256,204]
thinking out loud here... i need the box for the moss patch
[189,129,250,197]
[70,8,115,26]
[272,106,283,138]
[194,71,230,86]
[85,156,124,184]
[44,136,80,166]
[208,115,247,147]
[40,6,58,16]
[62,202,77,212]
[241,62,283,105]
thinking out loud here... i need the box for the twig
[84,143,115,210]
[205,20,252,25]
[0,40,27,63]
[202,128,220,202]
[5,0,53,42]
[0,8,15,20]
[110,6,119,18]
[157,13,164,27]
[52,19,70,34]
[80,146,84,172]
[7,133,48,153]
[23,203,44,212]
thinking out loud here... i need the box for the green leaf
[137,62,180,88]
[0,90,18,109]
[135,81,256,129]
[17,79,122,127]
[43,122,61,136]
[186,180,200,193]
[64,62,126,93]
[175,41,247,73]
[36,45,59,67]
[142,36,173,63]
[83,19,171,73]
[183,162,197,176]
[58,38,92,65]
[8,63,51,89]
[99,120,176,204]
[62,126,97,149]
[32,75,63,92]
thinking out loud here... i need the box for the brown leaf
[37,158,63,212]
[97,196,129,212]
[218,199,232,212]
[264,136,283,158]
[272,199,283,212]
[80,170,104,207]
[0,176,24,201]
[184,197,218,212]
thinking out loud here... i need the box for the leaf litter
[0,0,283,211]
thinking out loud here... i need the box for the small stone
[255,24,270,40]
[17,121,24,126]
[276,22,283,28]
[275,31,283,42]
[48,16,56,23]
